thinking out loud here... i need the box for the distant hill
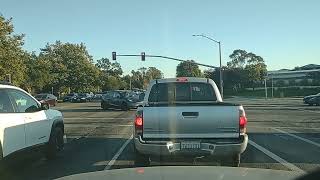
[293,64,320,70]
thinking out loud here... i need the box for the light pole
[193,34,223,98]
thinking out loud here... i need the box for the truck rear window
[148,82,216,102]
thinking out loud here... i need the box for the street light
[192,34,223,98]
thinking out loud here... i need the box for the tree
[0,16,28,86]
[145,67,163,83]
[39,41,99,93]
[227,49,248,69]
[23,52,51,93]
[176,60,202,77]
[226,49,267,90]
[95,58,123,76]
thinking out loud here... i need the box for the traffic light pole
[114,54,217,69]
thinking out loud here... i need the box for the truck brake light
[135,111,143,136]
[239,108,247,134]
[135,116,143,127]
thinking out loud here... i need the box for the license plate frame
[180,141,201,150]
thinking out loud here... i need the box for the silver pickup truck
[133,77,248,167]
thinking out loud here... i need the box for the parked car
[101,90,142,110]
[35,93,58,107]
[93,93,103,100]
[0,83,65,160]
[63,93,78,102]
[86,92,94,100]
[133,77,248,167]
[71,93,91,103]
[303,93,320,106]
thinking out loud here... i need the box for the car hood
[304,95,318,99]
[56,166,301,180]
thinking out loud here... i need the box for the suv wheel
[45,127,64,160]
[134,148,150,167]
[221,154,240,167]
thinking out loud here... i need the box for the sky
[1,0,320,77]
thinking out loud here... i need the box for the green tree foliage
[228,50,267,89]
[0,16,28,85]
[23,52,51,93]
[95,58,123,76]
[128,67,163,89]
[95,58,124,91]
[39,41,99,93]
[176,60,202,77]
[227,49,248,69]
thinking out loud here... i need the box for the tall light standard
[192,34,223,98]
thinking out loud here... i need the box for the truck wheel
[102,104,108,110]
[45,127,64,160]
[121,103,129,111]
[134,148,150,167]
[221,154,240,167]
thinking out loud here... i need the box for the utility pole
[192,34,223,98]
[264,78,267,99]
[218,42,223,98]
[271,76,274,98]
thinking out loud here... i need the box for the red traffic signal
[141,52,145,61]
[112,52,116,60]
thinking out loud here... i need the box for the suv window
[0,89,15,113]
[148,82,216,102]
[114,92,120,98]
[8,89,40,113]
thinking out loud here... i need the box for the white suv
[0,83,65,160]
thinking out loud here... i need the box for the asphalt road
[1,98,320,180]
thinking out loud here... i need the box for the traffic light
[141,52,145,61]
[112,52,116,60]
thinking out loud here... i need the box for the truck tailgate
[143,105,240,139]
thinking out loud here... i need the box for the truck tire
[134,148,150,167]
[102,104,108,110]
[221,154,240,167]
[45,127,64,160]
[121,103,129,111]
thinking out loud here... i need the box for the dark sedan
[101,90,144,111]
[63,93,78,102]
[71,93,91,103]
[303,93,320,106]
[35,93,58,106]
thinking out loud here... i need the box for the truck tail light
[239,108,247,134]
[135,111,143,136]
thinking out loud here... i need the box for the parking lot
[1,97,320,180]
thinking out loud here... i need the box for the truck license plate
[181,142,201,150]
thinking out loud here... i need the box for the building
[267,69,320,85]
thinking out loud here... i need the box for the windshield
[148,82,216,102]
[1,1,320,180]
[35,94,46,99]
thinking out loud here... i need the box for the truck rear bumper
[134,134,248,157]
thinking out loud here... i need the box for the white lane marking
[248,139,304,173]
[272,128,320,148]
[249,126,320,130]
[104,134,133,170]
[64,117,133,120]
